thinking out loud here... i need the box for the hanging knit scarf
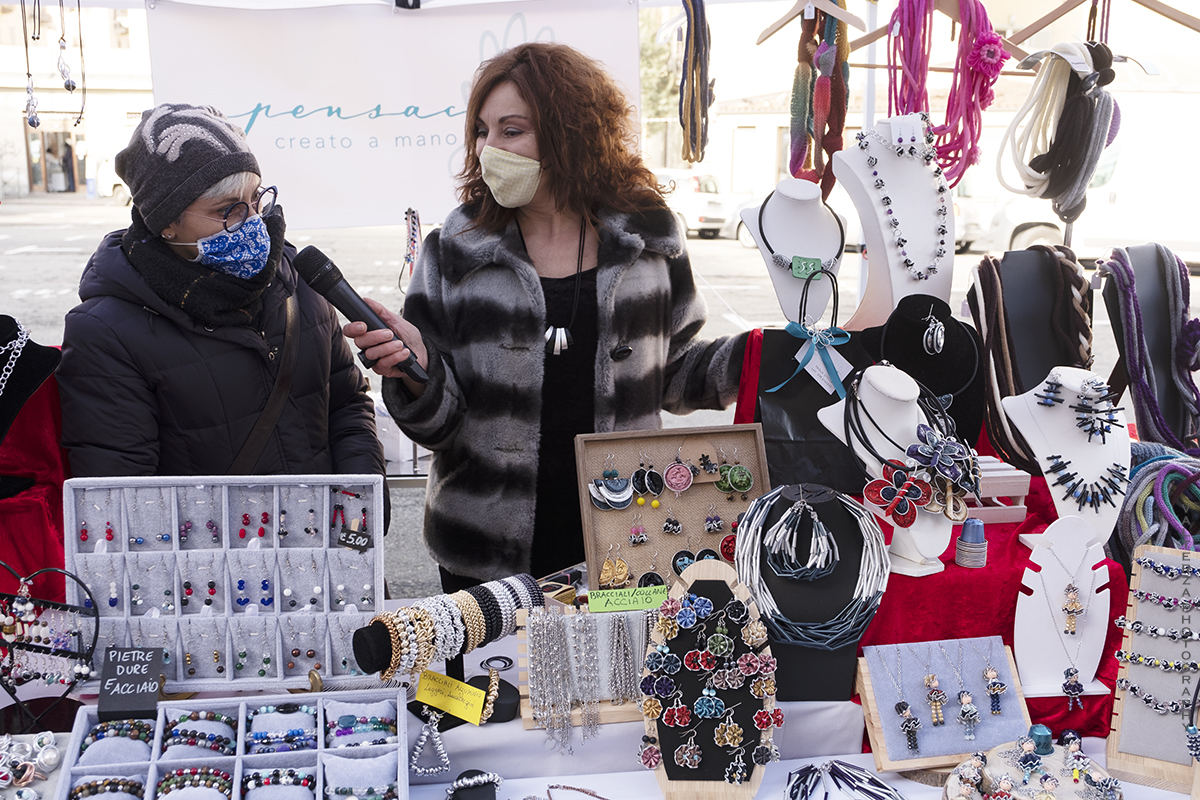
[1100,246,1200,455]
[679,0,713,163]
[122,206,286,329]
[1113,451,1200,571]
[789,4,849,199]
[888,0,1009,187]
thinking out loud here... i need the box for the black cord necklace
[757,191,846,279]
[518,215,586,356]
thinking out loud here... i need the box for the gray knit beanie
[115,103,260,234]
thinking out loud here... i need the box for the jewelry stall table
[859,474,1128,739]
[406,747,1185,799]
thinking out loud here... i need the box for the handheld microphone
[293,245,429,383]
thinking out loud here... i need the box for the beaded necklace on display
[853,114,949,282]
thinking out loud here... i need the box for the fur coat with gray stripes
[383,203,747,581]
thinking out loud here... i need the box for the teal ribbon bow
[765,321,851,398]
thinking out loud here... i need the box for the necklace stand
[831,117,954,331]
[1013,515,1109,698]
[818,364,952,576]
[1001,366,1130,550]
[739,178,846,324]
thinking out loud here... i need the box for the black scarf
[122,206,287,328]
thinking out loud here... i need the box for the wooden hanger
[758,0,866,46]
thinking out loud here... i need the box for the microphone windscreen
[293,245,344,295]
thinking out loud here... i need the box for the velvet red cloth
[0,373,67,602]
[734,330,1124,738]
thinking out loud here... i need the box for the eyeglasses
[184,185,278,233]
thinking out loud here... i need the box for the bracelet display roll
[68,779,145,800]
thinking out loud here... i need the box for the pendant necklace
[853,114,949,281]
[1037,560,1096,710]
[756,191,845,279]
[968,639,1007,716]
[873,645,922,752]
[908,644,947,727]
[936,641,980,740]
[520,216,586,356]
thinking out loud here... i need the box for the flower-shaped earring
[674,733,702,769]
[638,736,662,769]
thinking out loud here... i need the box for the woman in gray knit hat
[58,103,385,482]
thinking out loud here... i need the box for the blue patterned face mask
[189,214,271,279]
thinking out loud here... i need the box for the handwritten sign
[98,647,162,722]
[587,585,668,612]
[415,670,486,725]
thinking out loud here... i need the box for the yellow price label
[587,584,668,612]
[415,670,487,725]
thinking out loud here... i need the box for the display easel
[855,641,1032,772]
[1106,545,1200,794]
[1012,517,1110,698]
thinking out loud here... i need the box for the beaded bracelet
[435,594,468,658]
[370,613,406,681]
[1134,556,1200,579]
[331,736,400,748]
[324,784,397,797]
[1115,649,1200,672]
[390,609,417,675]
[165,727,233,747]
[501,576,531,613]
[241,769,314,792]
[413,596,458,662]
[487,581,517,638]
[1114,615,1200,641]
[479,668,500,723]
[156,767,233,798]
[515,574,545,608]
[449,591,487,654]
[79,720,154,753]
[444,773,502,799]
[409,606,437,676]
[1132,589,1198,613]
[160,735,235,756]
[247,703,316,723]
[1117,678,1197,715]
[173,710,237,730]
[466,585,502,644]
[333,723,396,737]
[249,728,318,743]
[248,736,317,753]
[69,779,145,800]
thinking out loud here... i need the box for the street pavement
[0,193,1153,596]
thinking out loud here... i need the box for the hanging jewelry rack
[0,561,99,733]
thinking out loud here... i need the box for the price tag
[799,340,853,396]
[587,585,669,612]
[415,670,487,725]
[337,524,373,553]
[98,647,162,722]
[803,2,816,19]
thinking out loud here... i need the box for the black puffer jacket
[58,232,384,478]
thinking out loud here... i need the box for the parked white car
[654,169,741,239]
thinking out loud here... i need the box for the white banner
[145,0,639,228]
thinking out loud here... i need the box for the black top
[531,269,599,578]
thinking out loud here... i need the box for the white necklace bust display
[740,178,846,324]
[1001,366,1131,546]
[818,363,953,576]
[1013,515,1109,700]
[832,114,954,330]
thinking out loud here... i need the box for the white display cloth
[407,744,1183,799]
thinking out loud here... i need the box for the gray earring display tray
[63,475,385,692]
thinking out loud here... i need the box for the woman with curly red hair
[347,42,747,590]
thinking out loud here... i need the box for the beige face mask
[479,145,542,208]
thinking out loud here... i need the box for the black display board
[657,579,762,785]
[757,485,864,701]
[756,329,873,494]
